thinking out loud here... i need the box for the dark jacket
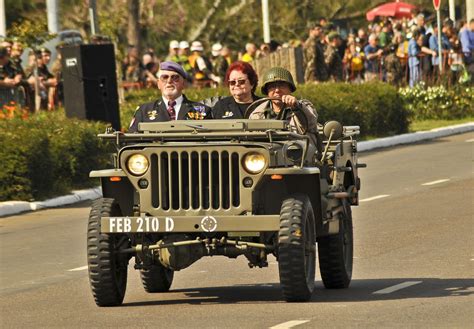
[128,95,212,132]
[212,95,260,119]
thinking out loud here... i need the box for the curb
[1,123,473,217]
[358,122,474,152]
[0,187,102,217]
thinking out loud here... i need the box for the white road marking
[269,320,310,329]
[465,138,474,142]
[373,281,422,294]
[360,194,390,202]
[67,266,88,272]
[422,179,450,186]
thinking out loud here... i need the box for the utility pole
[467,0,474,22]
[448,0,455,21]
[262,0,271,43]
[46,0,59,33]
[0,0,5,37]
[89,0,100,35]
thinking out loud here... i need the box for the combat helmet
[261,67,296,95]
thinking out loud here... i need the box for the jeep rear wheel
[87,198,130,306]
[278,194,316,302]
[318,200,353,289]
[140,264,174,293]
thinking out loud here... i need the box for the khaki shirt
[248,99,319,135]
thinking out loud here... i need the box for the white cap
[169,40,179,49]
[179,40,189,49]
[190,41,203,52]
[211,43,222,56]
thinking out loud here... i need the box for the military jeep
[87,117,363,306]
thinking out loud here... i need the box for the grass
[409,117,474,132]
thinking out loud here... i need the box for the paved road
[1,133,473,328]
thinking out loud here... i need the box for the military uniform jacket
[324,45,343,82]
[248,99,319,135]
[128,95,212,132]
[212,95,260,119]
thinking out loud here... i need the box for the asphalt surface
[1,132,473,328]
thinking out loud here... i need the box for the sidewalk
[1,122,473,217]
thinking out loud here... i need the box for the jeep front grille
[149,151,240,210]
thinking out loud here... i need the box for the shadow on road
[122,277,474,306]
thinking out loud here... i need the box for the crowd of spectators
[1,10,473,110]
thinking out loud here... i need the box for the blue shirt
[408,38,420,67]
[459,28,474,55]
[429,33,451,66]
[364,44,380,73]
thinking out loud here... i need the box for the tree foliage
[5,0,467,56]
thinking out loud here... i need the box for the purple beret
[159,61,187,79]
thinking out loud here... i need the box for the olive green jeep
[87,114,364,306]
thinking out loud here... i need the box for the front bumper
[101,215,280,233]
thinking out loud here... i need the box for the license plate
[103,217,175,233]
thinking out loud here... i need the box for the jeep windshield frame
[99,119,311,145]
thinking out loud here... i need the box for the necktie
[167,100,176,120]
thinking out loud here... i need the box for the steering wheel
[243,97,281,119]
[243,97,309,134]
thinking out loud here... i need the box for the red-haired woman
[212,61,260,119]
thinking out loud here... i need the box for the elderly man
[128,61,212,132]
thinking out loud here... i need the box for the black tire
[278,194,316,302]
[140,264,174,293]
[87,198,130,306]
[318,200,353,289]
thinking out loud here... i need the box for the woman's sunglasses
[228,79,247,86]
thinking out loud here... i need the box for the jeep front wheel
[87,198,130,306]
[278,194,316,302]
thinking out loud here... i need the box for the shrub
[0,110,111,201]
[399,83,474,120]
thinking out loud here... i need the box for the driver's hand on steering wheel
[280,95,298,109]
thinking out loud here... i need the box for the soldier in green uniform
[324,32,344,82]
[248,67,320,149]
[0,46,23,107]
[384,44,403,86]
[304,23,328,82]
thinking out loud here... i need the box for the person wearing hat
[324,32,343,81]
[166,40,180,62]
[247,67,319,146]
[128,61,212,132]
[211,43,228,85]
[188,40,218,85]
[177,41,193,79]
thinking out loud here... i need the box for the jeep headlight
[243,152,266,174]
[127,154,149,176]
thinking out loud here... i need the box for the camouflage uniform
[211,55,229,83]
[384,53,403,85]
[324,44,343,81]
[0,59,24,107]
[304,36,328,82]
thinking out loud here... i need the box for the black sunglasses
[228,79,247,86]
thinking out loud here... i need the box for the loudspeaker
[62,44,120,130]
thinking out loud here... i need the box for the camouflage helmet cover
[261,67,296,95]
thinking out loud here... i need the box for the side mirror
[323,121,343,139]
